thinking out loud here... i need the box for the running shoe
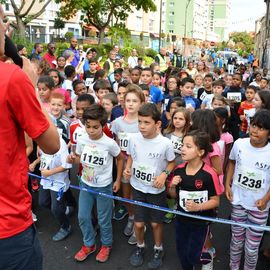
[96,246,112,263]
[129,246,145,267]
[124,217,134,236]
[52,225,71,241]
[74,244,97,262]
[113,205,128,220]
[147,248,164,270]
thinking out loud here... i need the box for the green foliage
[54,17,65,29]
[145,48,157,59]
[107,25,131,45]
[64,31,74,40]
[140,32,144,42]
[144,56,155,66]
[230,32,254,53]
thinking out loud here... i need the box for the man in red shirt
[0,6,60,269]
[42,42,57,68]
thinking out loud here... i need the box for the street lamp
[184,0,192,55]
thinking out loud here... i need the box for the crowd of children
[15,44,270,270]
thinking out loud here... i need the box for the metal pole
[158,0,162,51]
[262,0,269,68]
[184,0,192,56]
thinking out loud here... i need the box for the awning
[150,33,159,38]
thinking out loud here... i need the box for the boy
[111,81,130,121]
[83,58,97,87]
[112,68,124,93]
[180,77,200,112]
[71,80,87,112]
[260,77,269,91]
[197,73,214,105]
[62,65,76,99]
[130,67,141,85]
[140,68,163,110]
[68,104,124,263]
[139,84,151,103]
[93,79,112,104]
[50,92,71,144]
[201,79,226,109]
[238,85,257,137]
[124,103,175,269]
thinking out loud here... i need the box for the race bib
[200,91,207,101]
[227,92,242,103]
[179,190,208,212]
[85,77,94,87]
[132,161,156,185]
[40,154,53,170]
[81,145,108,168]
[235,166,264,192]
[171,135,183,154]
[118,132,131,152]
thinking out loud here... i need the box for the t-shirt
[201,93,214,109]
[150,85,164,104]
[197,88,212,104]
[83,70,96,87]
[183,96,200,110]
[62,79,75,99]
[172,162,219,225]
[70,119,84,145]
[218,132,233,166]
[42,52,56,68]
[229,138,270,211]
[127,133,175,194]
[76,133,120,187]
[0,63,50,238]
[238,101,255,133]
[128,56,138,68]
[54,113,71,143]
[111,116,139,153]
[40,138,72,192]
[111,105,124,122]
[164,133,184,166]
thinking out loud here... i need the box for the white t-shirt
[128,56,138,68]
[230,138,270,211]
[111,117,139,152]
[127,133,175,194]
[76,132,121,187]
[40,138,72,192]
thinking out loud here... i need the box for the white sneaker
[202,256,213,270]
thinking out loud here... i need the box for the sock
[154,244,163,251]
[137,242,145,248]
[129,215,134,220]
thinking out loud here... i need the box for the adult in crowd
[29,43,44,60]
[64,37,80,68]
[227,54,236,75]
[172,49,185,69]
[42,42,57,68]
[128,48,138,68]
[103,49,116,74]
[155,47,167,73]
[114,45,123,60]
[17,44,27,57]
[0,5,60,270]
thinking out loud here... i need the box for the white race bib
[85,77,94,87]
[40,154,53,170]
[80,145,108,168]
[179,190,208,211]
[118,132,131,152]
[227,92,242,103]
[171,135,183,154]
[200,91,207,101]
[132,161,156,185]
[234,166,264,192]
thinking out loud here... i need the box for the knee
[151,222,160,230]
[134,222,144,230]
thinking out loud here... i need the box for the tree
[229,32,254,53]
[1,0,53,37]
[107,24,131,45]
[56,0,156,44]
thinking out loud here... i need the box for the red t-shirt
[0,62,50,238]
[42,52,56,68]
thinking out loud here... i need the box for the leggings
[230,204,269,270]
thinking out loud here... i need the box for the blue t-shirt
[111,105,124,122]
[183,96,200,110]
[150,85,163,104]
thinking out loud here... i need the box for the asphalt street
[33,178,270,270]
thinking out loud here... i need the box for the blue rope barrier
[28,172,270,232]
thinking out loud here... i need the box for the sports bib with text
[179,190,208,212]
[132,161,156,185]
[227,92,242,103]
[171,135,183,154]
[40,154,53,170]
[81,145,108,168]
[118,132,131,152]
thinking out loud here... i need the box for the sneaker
[96,246,112,263]
[147,249,164,270]
[113,205,128,221]
[74,244,97,262]
[130,246,144,267]
[31,178,40,192]
[52,225,71,241]
[32,211,37,222]
[124,217,134,236]
[128,226,147,245]
[164,212,175,224]
[208,247,216,259]
[201,252,214,270]
[65,206,75,217]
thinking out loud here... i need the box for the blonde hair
[124,83,145,103]
[211,94,228,105]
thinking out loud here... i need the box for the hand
[171,175,182,187]
[225,185,233,202]
[41,169,51,178]
[185,200,200,212]
[256,198,267,211]
[113,181,121,193]
[29,163,36,172]
[67,153,76,164]
[153,173,167,189]
[123,167,131,180]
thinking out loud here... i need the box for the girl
[163,108,190,223]
[196,61,207,78]
[37,75,55,113]
[169,130,220,270]
[186,61,197,78]
[152,72,163,91]
[56,56,66,77]
[225,109,270,270]
[111,84,145,244]
[213,107,233,172]
[194,74,204,98]
[163,75,180,112]
[253,90,270,111]
[211,94,228,110]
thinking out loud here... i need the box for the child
[130,67,141,85]
[253,90,270,112]
[71,80,88,112]
[112,68,124,93]
[139,84,151,103]
[93,79,112,104]
[194,74,203,98]
[197,73,214,105]
[152,72,163,91]
[163,108,191,223]
[39,135,72,241]
[102,92,118,123]
[238,85,257,138]
[62,65,76,99]
[186,61,197,78]
[140,68,163,110]
[168,130,220,270]
[211,94,228,110]
[225,109,270,270]
[260,77,269,90]
[163,75,180,111]
[83,58,97,88]
[111,80,130,121]
[179,77,200,112]
[111,84,145,243]
[68,104,124,263]
[37,75,55,113]
[124,103,175,269]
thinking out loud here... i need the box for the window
[169,2,174,7]
[169,30,174,33]
[5,3,9,11]
[169,11,174,16]
[169,21,174,25]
